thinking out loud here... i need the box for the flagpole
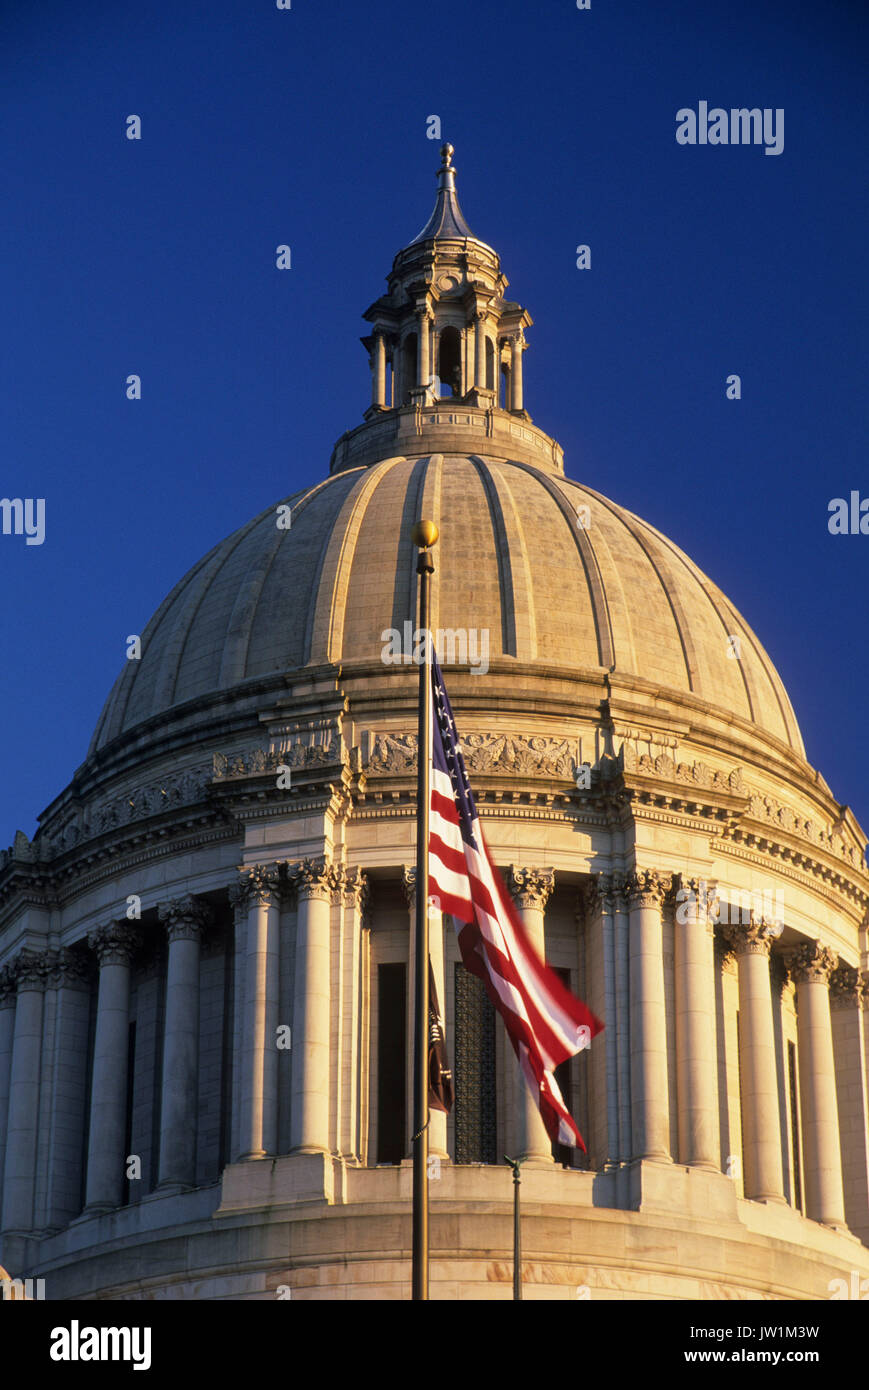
[411,518,438,1301]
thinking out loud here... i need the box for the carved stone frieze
[90,766,213,840]
[620,744,747,796]
[367,733,417,773]
[213,734,339,782]
[785,940,838,986]
[746,792,863,869]
[365,731,577,779]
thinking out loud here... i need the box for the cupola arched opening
[437,326,462,397]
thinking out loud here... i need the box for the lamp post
[504,1154,527,1300]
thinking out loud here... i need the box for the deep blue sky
[1,0,867,850]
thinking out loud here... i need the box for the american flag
[427,654,603,1150]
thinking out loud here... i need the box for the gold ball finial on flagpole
[412,520,439,549]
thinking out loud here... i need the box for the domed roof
[90,452,803,757]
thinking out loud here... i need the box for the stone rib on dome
[90,455,803,757]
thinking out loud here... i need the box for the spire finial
[440,142,454,168]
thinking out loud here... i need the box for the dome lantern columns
[360,144,533,418]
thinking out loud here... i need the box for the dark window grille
[454,963,497,1164]
[376,963,406,1163]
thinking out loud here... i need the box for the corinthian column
[675,879,719,1170]
[723,918,785,1203]
[583,875,618,1167]
[417,310,431,390]
[156,896,211,1189]
[611,876,632,1166]
[233,865,281,1161]
[0,967,17,1217]
[510,334,525,412]
[43,949,92,1229]
[373,332,386,408]
[1,951,49,1231]
[508,867,555,1162]
[787,941,847,1229]
[626,870,672,1162]
[84,924,141,1212]
[829,964,869,1242]
[290,858,336,1155]
[474,312,486,390]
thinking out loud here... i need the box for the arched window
[437,326,462,397]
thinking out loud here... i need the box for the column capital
[158,895,213,944]
[401,864,417,910]
[87,922,141,968]
[0,963,17,1006]
[675,876,720,928]
[829,962,862,1010]
[8,947,53,992]
[581,871,620,917]
[47,947,92,992]
[626,868,672,909]
[508,866,555,912]
[714,931,739,974]
[722,917,778,958]
[340,865,370,914]
[230,863,282,909]
[289,857,341,903]
[786,940,838,986]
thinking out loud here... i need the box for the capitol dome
[1,145,867,1303]
[91,454,802,758]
